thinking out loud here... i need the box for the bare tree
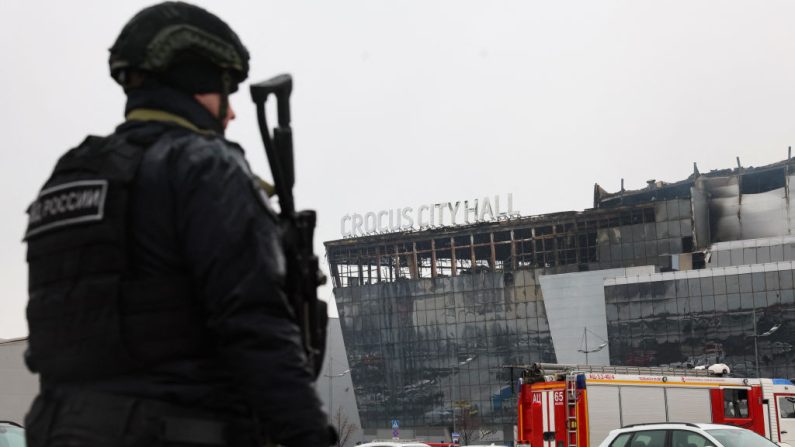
[478,427,496,442]
[454,403,482,445]
[333,406,359,447]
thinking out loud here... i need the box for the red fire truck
[515,363,795,447]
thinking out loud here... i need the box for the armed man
[23,2,332,446]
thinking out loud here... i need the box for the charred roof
[594,156,794,209]
[326,156,794,250]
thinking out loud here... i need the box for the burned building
[325,158,795,441]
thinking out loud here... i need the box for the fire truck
[515,363,795,447]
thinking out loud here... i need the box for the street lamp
[450,355,476,436]
[577,327,607,365]
[324,355,351,418]
[749,312,782,378]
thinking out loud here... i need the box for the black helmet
[109,1,249,93]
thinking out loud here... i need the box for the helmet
[109,1,249,93]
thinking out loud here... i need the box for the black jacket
[53,85,327,446]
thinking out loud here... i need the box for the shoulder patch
[25,180,108,239]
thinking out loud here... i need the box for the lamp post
[749,309,781,378]
[450,356,475,437]
[324,354,351,419]
[577,327,607,365]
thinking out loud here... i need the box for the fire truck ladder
[522,363,714,379]
[565,371,580,447]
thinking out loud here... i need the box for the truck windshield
[706,429,777,447]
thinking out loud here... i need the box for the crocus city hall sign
[340,193,520,238]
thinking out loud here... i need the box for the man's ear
[192,93,219,118]
[123,70,148,90]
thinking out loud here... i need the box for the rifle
[250,74,328,379]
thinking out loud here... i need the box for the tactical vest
[24,134,205,382]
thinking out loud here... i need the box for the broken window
[740,167,786,194]
[326,205,663,288]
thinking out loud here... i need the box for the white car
[597,422,792,447]
[0,421,25,447]
[357,441,431,447]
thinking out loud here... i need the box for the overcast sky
[2,1,795,338]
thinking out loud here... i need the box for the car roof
[690,423,743,431]
[358,442,431,447]
[613,422,743,432]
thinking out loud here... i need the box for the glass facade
[605,265,795,378]
[335,270,552,432]
[329,200,690,434]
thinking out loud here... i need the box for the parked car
[358,441,431,447]
[597,422,791,447]
[0,421,25,447]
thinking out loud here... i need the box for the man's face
[193,93,236,129]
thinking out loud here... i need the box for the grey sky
[2,1,794,338]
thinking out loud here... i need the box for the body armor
[25,134,204,382]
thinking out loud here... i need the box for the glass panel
[609,433,633,447]
[725,274,740,293]
[779,396,795,418]
[700,277,714,295]
[629,430,667,447]
[765,272,778,292]
[739,274,752,293]
[671,430,716,447]
[723,389,750,418]
[713,276,727,295]
[752,272,766,292]
[780,270,793,291]
[707,428,780,447]
[0,425,25,447]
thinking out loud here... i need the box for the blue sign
[391,419,399,440]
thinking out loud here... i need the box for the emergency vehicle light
[576,373,586,389]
